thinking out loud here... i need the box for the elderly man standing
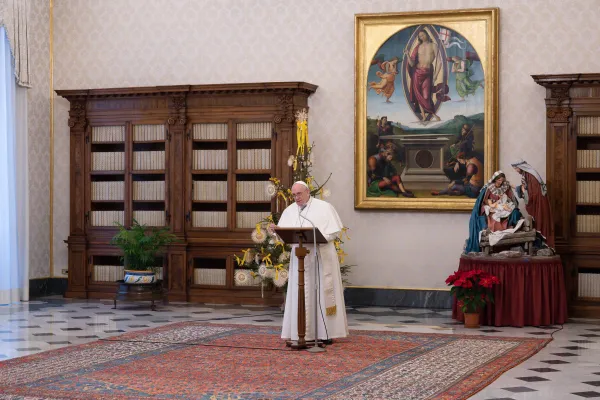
[275,181,348,344]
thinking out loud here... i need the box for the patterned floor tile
[502,386,537,393]
[515,376,550,382]
[572,391,600,398]
[529,367,561,373]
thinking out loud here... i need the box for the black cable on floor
[532,324,564,340]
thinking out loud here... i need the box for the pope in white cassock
[276,181,349,343]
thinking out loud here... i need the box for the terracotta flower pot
[464,312,480,329]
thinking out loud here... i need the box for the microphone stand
[299,212,326,353]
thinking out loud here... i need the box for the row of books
[133,151,165,170]
[191,122,273,140]
[193,123,228,140]
[92,126,125,143]
[236,181,271,201]
[92,149,273,171]
[236,122,272,140]
[236,211,271,228]
[577,116,600,135]
[92,152,125,171]
[193,150,228,170]
[93,265,125,282]
[191,211,271,228]
[236,149,271,170]
[576,215,600,233]
[578,273,600,298]
[92,265,164,282]
[91,211,124,226]
[577,181,600,204]
[132,211,165,226]
[92,182,124,201]
[192,211,227,228]
[193,181,227,201]
[133,181,165,200]
[194,268,226,286]
[134,124,165,142]
[577,150,600,168]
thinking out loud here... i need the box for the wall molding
[344,287,452,309]
[29,278,67,298]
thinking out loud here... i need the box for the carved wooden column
[533,81,574,245]
[274,94,296,195]
[166,93,188,301]
[65,95,89,298]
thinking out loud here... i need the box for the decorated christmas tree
[233,109,351,291]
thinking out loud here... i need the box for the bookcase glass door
[89,255,124,285]
[575,114,600,301]
[190,123,229,230]
[131,124,167,227]
[89,125,126,229]
[234,122,273,230]
[191,257,227,287]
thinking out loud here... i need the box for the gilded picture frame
[355,8,499,211]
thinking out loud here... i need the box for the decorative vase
[123,270,156,285]
[464,312,480,329]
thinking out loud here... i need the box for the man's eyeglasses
[291,193,304,198]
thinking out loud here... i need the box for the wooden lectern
[275,227,327,350]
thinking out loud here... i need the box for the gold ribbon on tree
[295,109,309,157]
[273,263,285,280]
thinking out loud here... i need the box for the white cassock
[277,196,349,341]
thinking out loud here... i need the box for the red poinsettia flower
[445,271,461,285]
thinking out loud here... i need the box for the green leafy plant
[111,220,179,272]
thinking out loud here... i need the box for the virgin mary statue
[464,171,522,253]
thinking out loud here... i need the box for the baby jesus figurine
[484,194,515,223]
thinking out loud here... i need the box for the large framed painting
[354,8,499,211]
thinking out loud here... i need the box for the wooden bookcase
[57,82,317,305]
[533,74,600,317]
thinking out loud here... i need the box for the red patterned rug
[0,322,549,399]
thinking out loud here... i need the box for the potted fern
[111,220,179,284]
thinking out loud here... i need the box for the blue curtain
[0,26,24,305]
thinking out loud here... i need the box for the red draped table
[452,255,568,327]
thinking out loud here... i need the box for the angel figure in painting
[511,159,555,248]
[465,171,523,253]
[450,54,484,101]
[368,56,400,103]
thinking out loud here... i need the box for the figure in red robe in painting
[403,30,450,122]
[511,159,555,248]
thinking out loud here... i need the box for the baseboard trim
[344,287,452,309]
[29,278,68,298]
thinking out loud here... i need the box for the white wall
[52,0,600,288]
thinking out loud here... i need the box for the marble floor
[1,297,599,399]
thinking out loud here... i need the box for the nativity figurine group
[464,160,555,257]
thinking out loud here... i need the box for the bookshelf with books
[534,73,600,317]
[58,82,317,304]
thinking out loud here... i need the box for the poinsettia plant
[446,270,500,313]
